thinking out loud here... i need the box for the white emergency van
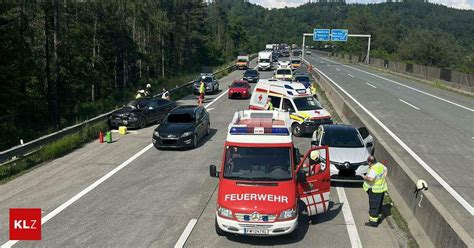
[249,79,333,136]
[258,51,273,71]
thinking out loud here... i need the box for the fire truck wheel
[215,219,226,236]
[292,123,303,137]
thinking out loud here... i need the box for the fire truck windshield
[223,146,292,181]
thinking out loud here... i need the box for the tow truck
[209,110,331,237]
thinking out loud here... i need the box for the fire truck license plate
[245,228,269,235]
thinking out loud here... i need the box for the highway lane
[0,59,402,248]
[306,54,474,232]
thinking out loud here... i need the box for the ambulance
[209,110,331,236]
[249,79,333,137]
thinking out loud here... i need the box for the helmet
[146,84,151,88]
[310,150,320,161]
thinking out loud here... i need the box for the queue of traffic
[108,45,378,237]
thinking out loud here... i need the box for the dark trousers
[367,189,384,222]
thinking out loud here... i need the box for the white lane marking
[336,68,340,71]
[327,64,331,67]
[174,219,198,248]
[399,99,420,110]
[1,75,233,248]
[319,56,474,112]
[309,61,474,215]
[337,187,363,248]
[1,143,154,248]
[348,74,355,78]
[366,83,377,88]
[206,107,215,111]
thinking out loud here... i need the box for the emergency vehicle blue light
[262,216,268,222]
[244,215,250,221]
[271,128,290,135]
[287,91,294,95]
[230,127,248,134]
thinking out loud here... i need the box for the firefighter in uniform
[363,155,388,227]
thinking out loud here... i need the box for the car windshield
[167,113,195,123]
[295,76,310,83]
[291,60,301,64]
[126,99,147,109]
[260,59,270,63]
[277,69,292,75]
[244,70,257,76]
[223,146,293,181]
[232,82,247,88]
[238,59,248,62]
[293,96,322,110]
[197,76,213,83]
[321,128,364,148]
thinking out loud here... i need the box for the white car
[274,68,293,81]
[278,61,291,68]
[312,124,374,182]
[305,50,311,55]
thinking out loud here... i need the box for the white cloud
[249,0,474,9]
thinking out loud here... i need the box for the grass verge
[0,121,108,184]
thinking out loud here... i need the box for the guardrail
[304,58,472,247]
[0,61,241,166]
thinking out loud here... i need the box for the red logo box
[9,208,41,240]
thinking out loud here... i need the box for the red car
[228,80,251,99]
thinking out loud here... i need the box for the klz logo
[10,208,41,240]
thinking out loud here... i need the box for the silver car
[311,124,374,182]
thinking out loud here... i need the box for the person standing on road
[198,80,206,106]
[264,97,273,110]
[363,155,388,227]
[310,83,318,99]
[145,83,153,96]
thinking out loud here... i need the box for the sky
[250,0,474,10]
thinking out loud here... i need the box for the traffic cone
[99,131,104,143]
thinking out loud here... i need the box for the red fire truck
[209,110,331,236]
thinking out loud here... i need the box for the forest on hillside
[0,0,472,150]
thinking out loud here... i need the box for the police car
[193,73,219,94]
[210,110,331,237]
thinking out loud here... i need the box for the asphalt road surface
[0,59,405,247]
[305,53,474,235]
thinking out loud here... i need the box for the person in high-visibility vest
[363,155,388,227]
[198,80,206,106]
[310,83,318,99]
[264,97,273,110]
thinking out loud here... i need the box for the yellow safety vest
[311,85,317,95]
[266,102,273,110]
[199,83,205,94]
[363,163,388,193]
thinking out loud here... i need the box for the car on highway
[290,58,301,71]
[228,80,251,99]
[305,50,311,55]
[277,61,291,68]
[193,74,219,95]
[152,105,210,149]
[109,98,176,129]
[311,124,374,182]
[243,69,259,83]
[293,73,312,88]
[274,68,293,81]
[210,110,331,237]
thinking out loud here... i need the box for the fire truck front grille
[235,213,277,222]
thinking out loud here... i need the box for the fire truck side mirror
[297,170,306,183]
[210,165,219,178]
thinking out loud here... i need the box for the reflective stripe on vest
[363,163,388,193]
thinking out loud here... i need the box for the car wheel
[192,134,198,148]
[215,218,226,236]
[292,123,303,137]
[206,123,210,136]
[287,226,298,239]
[138,116,146,129]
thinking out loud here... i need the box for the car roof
[170,105,201,114]
[321,124,357,132]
